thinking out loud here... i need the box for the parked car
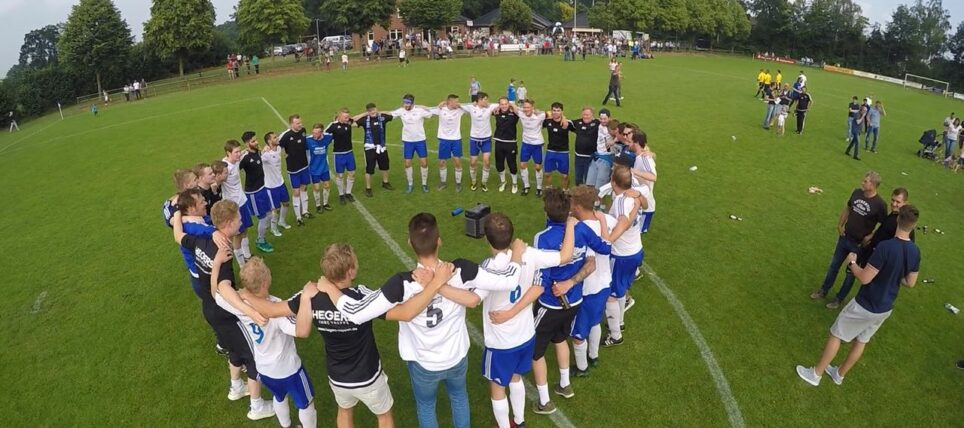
[322,35,353,51]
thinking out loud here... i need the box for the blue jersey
[307,134,333,176]
[163,200,216,275]
[507,84,517,102]
[535,221,611,308]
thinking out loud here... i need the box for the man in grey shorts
[796,205,921,386]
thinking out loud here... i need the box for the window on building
[450,26,460,34]
[389,29,401,40]
[367,31,375,41]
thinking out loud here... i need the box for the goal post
[903,73,950,97]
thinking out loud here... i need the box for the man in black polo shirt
[845,96,859,141]
[325,110,357,203]
[278,114,312,223]
[570,107,600,186]
[239,131,274,253]
[543,102,574,190]
[353,103,395,197]
[811,171,886,304]
[492,97,520,193]
[794,88,813,134]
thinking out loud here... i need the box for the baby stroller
[916,129,940,160]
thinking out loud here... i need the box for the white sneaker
[227,383,249,401]
[499,181,507,192]
[271,227,283,237]
[511,183,518,194]
[795,365,821,386]
[825,366,844,385]
[278,222,292,230]
[247,401,276,420]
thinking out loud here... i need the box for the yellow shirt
[757,72,766,83]
[775,73,782,84]
[763,73,772,84]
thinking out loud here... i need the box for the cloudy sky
[1,0,962,77]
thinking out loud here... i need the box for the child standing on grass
[341,53,349,71]
[516,81,527,107]
[776,104,788,135]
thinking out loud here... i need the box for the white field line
[0,119,65,155]
[263,97,576,428]
[31,290,48,314]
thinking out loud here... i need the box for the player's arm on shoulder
[490,280,542,325]
[437,261,481,308]
[171,211,188,244]
[387,263,455,320]
[455,258,522,291]
[295,284,319,337]
[558,217,576,264]
[211,253,267,326]
[340,273,409,323]
[581,222,612,255]
[239,288,295,318]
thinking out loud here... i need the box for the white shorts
[329,371,394,415]
[830,299,892,343]
[777,115,786,127]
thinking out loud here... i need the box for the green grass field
[1,53,962,427]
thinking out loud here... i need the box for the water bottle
[922,278,935,284]
[946,303,960,315]
[451,207,463,216]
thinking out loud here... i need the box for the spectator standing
[864,101,886,153]
[7,111,19,132]
[602,68,621,107]
[123,84,131,101]
[846,96,859,141]
[251,55,260,74]
[794,87,812,134]
[341,53,349,71]
[944,117,961,163]
[470,77,481,102]
[845,104,867,160]
[762,83,778,130]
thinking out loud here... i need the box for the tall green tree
[588,0,655,33]
[19,24,63,69]
[948,21,964,63]
[58,0,132,95]
[316,0,395,37]
[463,0,501,18]
[909,0,951,62]
[398,0,462,33]
[235,0,309,54]
[144,0,216,77]
[748,0,793,53]
[498,0,535,33]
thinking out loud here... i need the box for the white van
[322,35,353,51]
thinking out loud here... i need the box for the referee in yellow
[755,68,766,97]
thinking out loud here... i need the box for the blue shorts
[544,151,569,174]
[482,337,535,387]
[571,288,610,341]
[310,170,330,183]
[437,139,463,160]
[334,152,356,173]
[189,273,205,300]
[403,140,428,159]
[288,169,310,189]
[640,211,655,233]
[267,185,290,209]
[469,137,492,156]
[611,250,644,298]
[520,143,543,164]
[245,188,272,219]
[238,200,254,232]
[259,365,316,409]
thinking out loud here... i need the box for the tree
[316,0,395,37]
[463,0,501,18]
[235,0,309,54]
[498,0,534,33]
[525,0,561,21]
[19,24,63,69]
[748,0,794,53]
[398,0,462,33]
[558,2,574,22]
[948,21,964,63]
[58,0,133,95]
[909,0,951,62]
[588,0,655,33]
[144,0,216,77]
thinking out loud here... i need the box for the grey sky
[1,0,962,78]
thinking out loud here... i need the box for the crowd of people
[162,75,660,428]
[755,68,813,136]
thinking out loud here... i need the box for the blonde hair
[240,257,271,292]
[174,168,197,192]
[568,185,597,211]
[210,200,239,228]
[321,243,357,283]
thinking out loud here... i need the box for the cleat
[481,183,488,192]
[256,240,274,253]
[316,205,323,213]
[422,185,429,193]
[512,183,518,194]
[278,222,292,230]
[365,188,373,197]
[438,183,447,191]
[810,289,826,300]
[382,182,394,190]
[346,194,355,202]
[339,195,347,204]
[826,299,842,309]
[270,228,282,237]
[215,343,229,358]
[302,212,313,219]
[588,357,599,368]
[297,219,305,227]
[456,183,463,192]
[533,401,557,415]
[406,185,414,193]
[471,181,478,191]
[227,383,249,401]
[634,268,643,281]
[573,367,590,377]
[535,189,543,198]
[603,335,623,347]
[499,181,507,192]
[247,401,276,421]
[553,384,574,399]
[521,187,529,196]
[323,204,333,211]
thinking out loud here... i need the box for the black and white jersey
[493,109,519,143]
[239,150,266,192]
[571,119,600,157]
[180,234,236,322]
[278,128,309,173]
[544,118,574,152]
[200,186,221,209]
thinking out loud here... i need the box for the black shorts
[203,303,258,378]
[532,302,579,360]
[364,148,390,174]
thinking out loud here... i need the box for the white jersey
[609,192,643,256]
[798,73,807,86]
[474,248,561,350]
[429,106,465,140]
[581,216,615,295]
[215,294,302,379]
[221,156,246,205]
[461,104,498,138]
[633,154,657,204]
[595,126,611,154]
[391,107,432,142]
[261,145,285,188]
[520,111,546,145]
[516,87,527,101]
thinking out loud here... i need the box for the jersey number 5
[425,303,443,328]
[248,323,265,344]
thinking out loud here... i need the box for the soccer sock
[420,167,428,185]
[521,169,530,187]
[313,189,321,207]
[270,211,279,228]
[536,383,550,406]
[346,175,354,194]
[440,166,447,184]
[299,403,317,428]
[257,219,268,241]
[405,167,414,186]
[574,341,589,371]
[292,197,302,220]
[618,296,627,327]
[492,398,511,428]
[455,168,463,184]
[469,167,477,183]
[250,396,264,412]
[588,325,602,359]
[239,237,251,259]
[335,177,345,196]
[482,168,490,183]
[535,172,544,189]
[302,192,310,215]
[511,173,518,185]
[606,300,622,339]
[499,171,506,183]
[559,368,571,388]
[279,205,289,225]
[231,378,244,389]
[273,397,291,427]
[508,380,526,425]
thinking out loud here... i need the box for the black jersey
[278,128,308,172]
[571,119,600,156]
[239,150,266,192]
[356,114,393,148]
[544,118,574,152]
[180,234,236,322]
[493,109,519,143]
[326,120,354,154]
[200,186,221,209]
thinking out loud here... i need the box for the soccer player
[543,102,574,190]
[239,131,275,253]
[390,94,434,193]
[163,169,198,231]
[213,257,316,427]
[629,132,657,234]
[261,132,292,235]
[429,94,467,191]
[354,103,395,197]
[518,99,547,196]
[278,114,312,224]
[171,200,272,420]
[585,110,615,190]
[570,107,600,186]
[326,109,358,203]
[796,205,920,386]
[306,123,335,210]
[506,79,517,104]
[211,160,228,201]
[531,189,611,414]
[165,182,216,299]
[460,92,499,191]
[222,140,254,265]
[193,163,221,210]
[603,167,645,347]
[492,97,520,193]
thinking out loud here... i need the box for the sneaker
[481,183,488,192]
[406,185,414,194]
[215,343,229,357]
[316,205,323,213]
[365,188,374,197]
[227,383,249,401]
[339,195,347,204]
[825,365,844,385]
[455,183,462,192]
[323,204,333,211]
[554,383,574,398]
[247,402,276,421]
[826,299,842,309]
[535,189,543,198]
[382,182,394,190]
[512,183,518,194]
[533,401,557,415]
[438,183,447,191]
[297,219,304,227]
[795,365,821,386]
[471,181,478,191]
[278,222,292,230]
[256,239,274,253]
[521,187,530,196]
[624,296,636,312]
[271,227,282,237]
[573,367,590,377]
[349,194,357,202]
[588,357,599,368]
[809,289,826,300]
[302,211,313,219]
[603,335,624,347]
[499,181,507,192]
[422,185,429,193]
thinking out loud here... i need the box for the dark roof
[561,13,591,29]
[453,15,471,24]
[471,8,552,30]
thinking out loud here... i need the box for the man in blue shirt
[864,101,886,153]
[797,205,920,386]
[507,79,517,104]
[306,124,334,216]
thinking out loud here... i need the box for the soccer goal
[903,73,950,97]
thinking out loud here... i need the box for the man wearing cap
[353,103,395,197]
[391,94,434,193]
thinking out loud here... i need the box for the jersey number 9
[248,323,265,344]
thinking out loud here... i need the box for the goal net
[903,73,950,97]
